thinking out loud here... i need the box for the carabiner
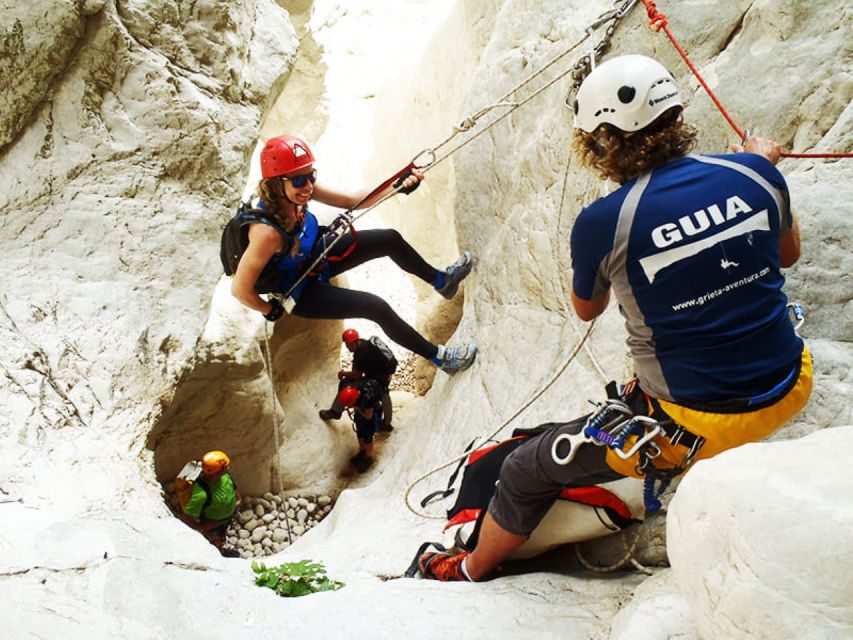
[551,430,592,466]
[787,302,805,331]
[411,148,436,171]
[613,418,662,460]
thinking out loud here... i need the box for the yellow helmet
[202,450,230,476]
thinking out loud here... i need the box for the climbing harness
[274,161,417,303]
[637,0,852,160]
[550,400,660,466]
[548,396,674,516]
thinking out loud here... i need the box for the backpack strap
[239,206,294,250]
[196,477,213,513]
[404,541,449,578]
[419,437,479,509]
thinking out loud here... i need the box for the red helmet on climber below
[260,135,315,179]
[338,385,360,408]
[201,450,230,476]
[573,54,683,133]
[341,328,360,344]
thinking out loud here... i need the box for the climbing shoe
[435,251,474,299]
[418,551,472,582]
[319,409,342,421]
[350,451,374,474]
[439,343,478,375]
[378,423,394,433]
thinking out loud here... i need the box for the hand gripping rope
[276,159,425,302]
[638,0,852,160]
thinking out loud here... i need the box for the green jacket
[182,472,237,522]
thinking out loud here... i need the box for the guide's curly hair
[572,108,697,183]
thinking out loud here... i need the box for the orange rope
[639,0,852,159]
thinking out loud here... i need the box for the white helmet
[573,54,682,133]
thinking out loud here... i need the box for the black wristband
[263,298,284,322]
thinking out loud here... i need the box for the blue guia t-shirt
[570,153,802,403]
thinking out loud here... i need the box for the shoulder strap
[196,477,213,512]
[240,207,293,244]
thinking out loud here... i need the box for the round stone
[272,529,289,543]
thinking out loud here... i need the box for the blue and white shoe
[435,251,474,300]
[439,343,478,375]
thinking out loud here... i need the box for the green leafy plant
[251,559,344,598]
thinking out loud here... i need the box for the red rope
[639,0,852,159]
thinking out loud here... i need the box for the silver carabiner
[612,418,662,460]
[550,430,592,466]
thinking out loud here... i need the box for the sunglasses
[282,169,317,188]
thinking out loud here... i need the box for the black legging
[292,229,439,358]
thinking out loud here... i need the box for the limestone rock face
[610,569,698,640]
[0,1,87,148]
[0,0,851,638]
[667,428,853,639]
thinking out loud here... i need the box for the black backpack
[220,202,292,293]
[368,336,398,376]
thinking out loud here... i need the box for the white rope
[574,523,654,574]
[403,125,623,520]
[261,323,294,544]
[403,321,596,519]
[282,2,640,301]
[427,0,639,163]
[402,4,641,532]
[554,147,611,386]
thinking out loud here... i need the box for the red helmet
[260,135,315,179]
[341,328,359,343]
[338,386,360,408]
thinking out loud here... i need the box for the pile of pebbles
[388,353,417,394]
[166,487,335,558]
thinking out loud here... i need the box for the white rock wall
[0,0,851,638]
[667,428,853,639]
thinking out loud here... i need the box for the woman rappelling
[229,135,477,375]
